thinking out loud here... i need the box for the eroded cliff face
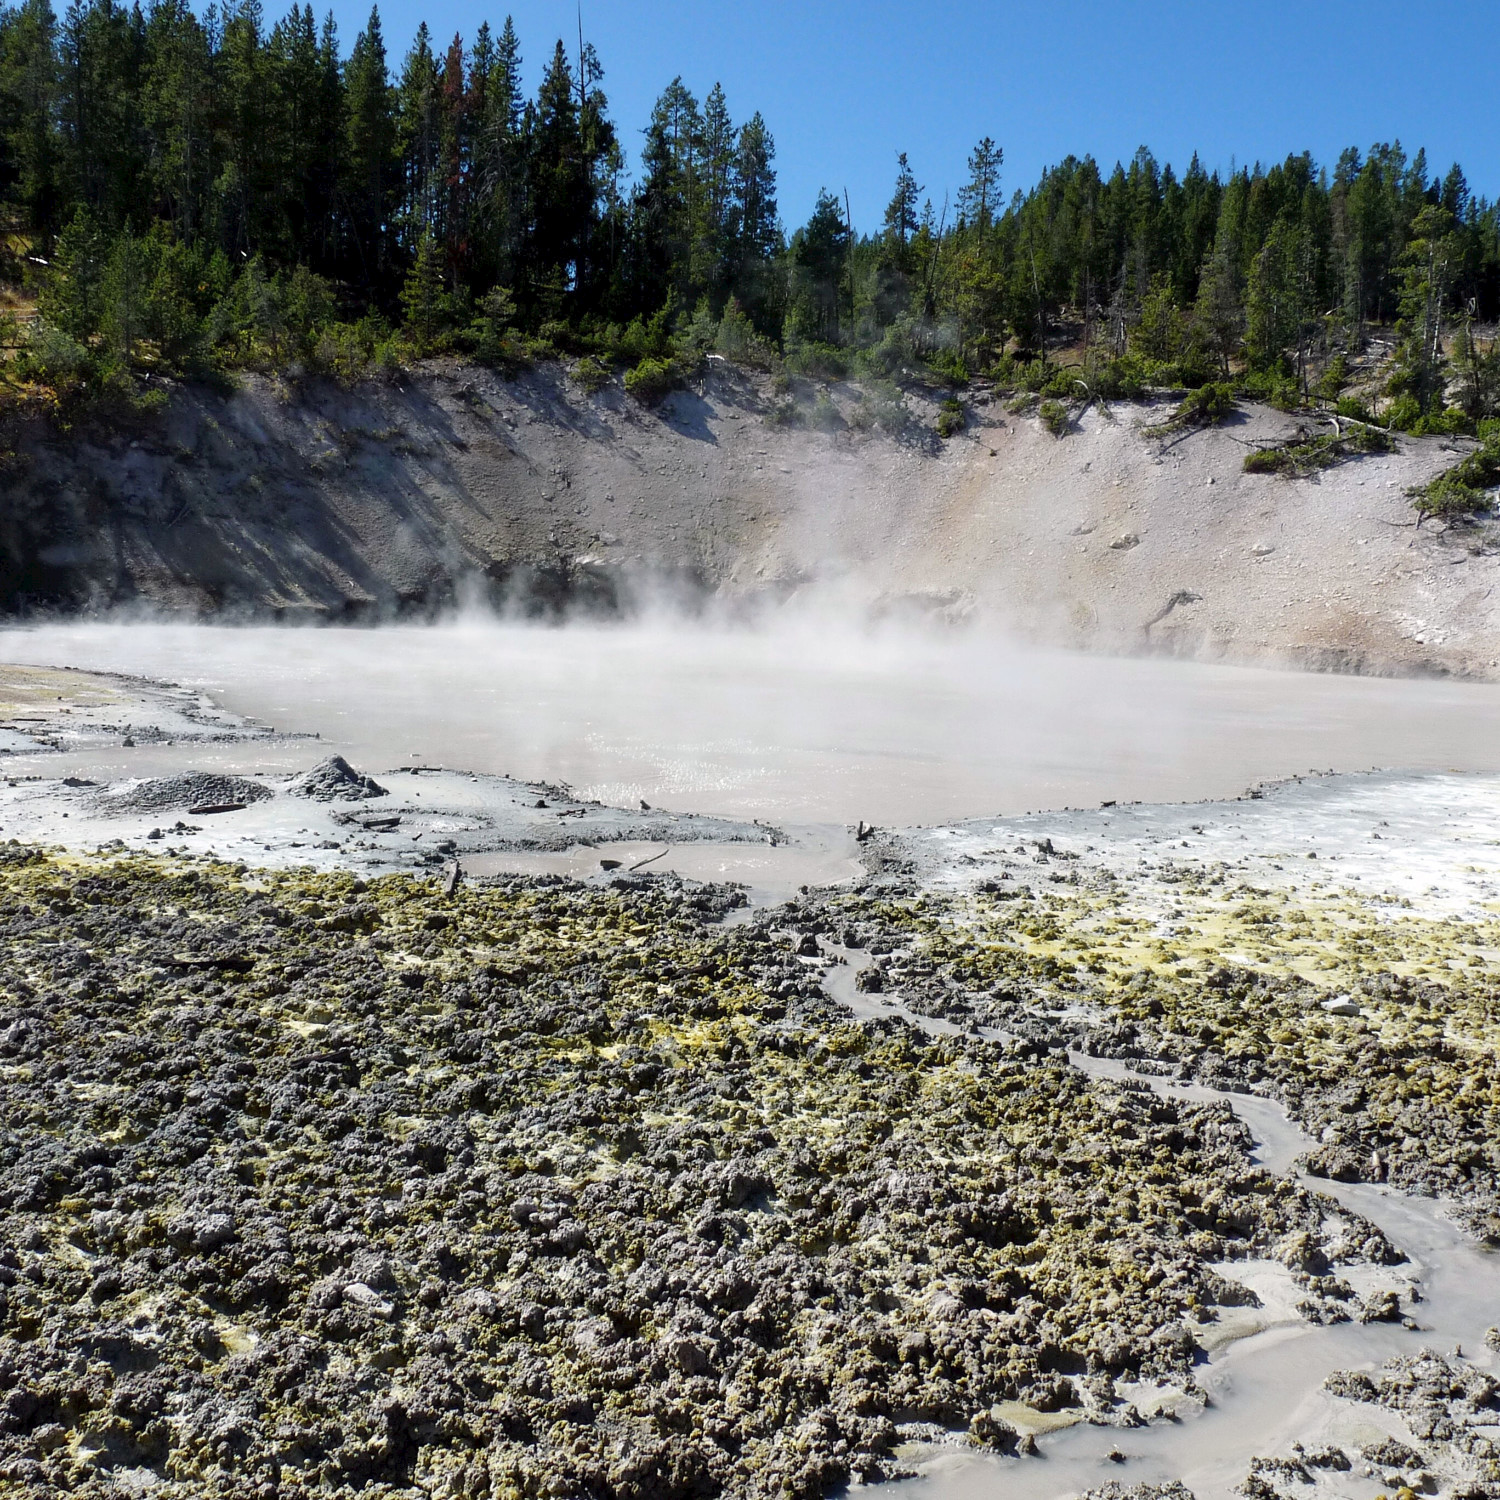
[0,357,1493,677]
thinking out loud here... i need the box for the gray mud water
[4,621,1500,825]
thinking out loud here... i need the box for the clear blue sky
[333,0,1500,231]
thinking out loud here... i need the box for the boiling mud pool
[3,619,1500,824]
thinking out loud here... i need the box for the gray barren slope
[1,359,1493,677]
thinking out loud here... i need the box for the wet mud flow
[817,993,1500,1500]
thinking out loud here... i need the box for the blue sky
[333,0,1500,231]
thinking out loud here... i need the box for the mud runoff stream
[822,958,1500,1500]
[2,619,1500,826]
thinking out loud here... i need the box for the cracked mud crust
[0,848,1402,1499]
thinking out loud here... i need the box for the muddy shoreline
[0,666,1498,1500]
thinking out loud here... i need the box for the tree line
[0,0,1496,425]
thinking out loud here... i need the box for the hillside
[0,360,1492,679]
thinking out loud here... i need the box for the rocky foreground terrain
[1,802,1498,1500]
[0,840,1432,1500]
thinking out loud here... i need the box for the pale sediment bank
[0,362,1496,681]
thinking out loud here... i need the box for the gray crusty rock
[289,755,388,802]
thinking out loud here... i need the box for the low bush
[1410,437,1500,521]
[1315,355,1349,399]
[1088,356,1148,400]
[1240,369,1302,411]
[1334,395,1376,424]
[1243,447,1291,474]
[782,339,849,381]
[1039,399,1070,437]
[623,356,680,404]
[936,397,965,438]
[1178,381,1236,425]
[1415,474,1489,519]
[572,355,612,393]
[1382,394,1423,432]
[924,347,969,388]
[1243,422,1394,477]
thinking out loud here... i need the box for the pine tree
[0,0,62,237]
[214,0,270,254]
[395,22,439,249]
[787,188,848,343]
[729,110,776,329]
[958,136,1001,231]
[58,0,146,226]
[340,5,394,288]
[400,223,444,345]
[873,152,920,324]
[1389,203,1459,416]
[883,153,920,255]
[527,39,586,311]
[635,76,701,311]
[699,82,734,303]
[139,0,213,243]
[471,14,522,290]
[437,33,469,275]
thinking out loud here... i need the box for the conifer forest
[0,1,1497,430]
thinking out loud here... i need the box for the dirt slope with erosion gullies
[0,359,1493,677]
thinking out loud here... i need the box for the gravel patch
[93,773,275,815]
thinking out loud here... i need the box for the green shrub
[623,356,679,404]
[572,355,612,393]
[1039,399,1070,437]
[1019,359,1049,393]
[1416,406,1474,437]
[604,309,672,366]
[1383,394,1423,432]
[1040,367,1078,400]
[1243,448,1291,474]
[924,347,968,387]
[1006,392,1038,415]
[1410,438,1500,520]
[988,352,1022,392]
[1240,370,1302,411]
[1414,474,1488,519]
[783,339,849,380]
[936,397,965,438]
[16,318,90,391]
[1244,423,1394,477]
[1315,355,1349,399]
[714,299,778,371]
[1088,356,1147,401]
[1178,381,1235,425]
[1334,395,1376,424]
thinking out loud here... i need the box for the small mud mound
[290,755,388,801]
[94,772,274,815]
